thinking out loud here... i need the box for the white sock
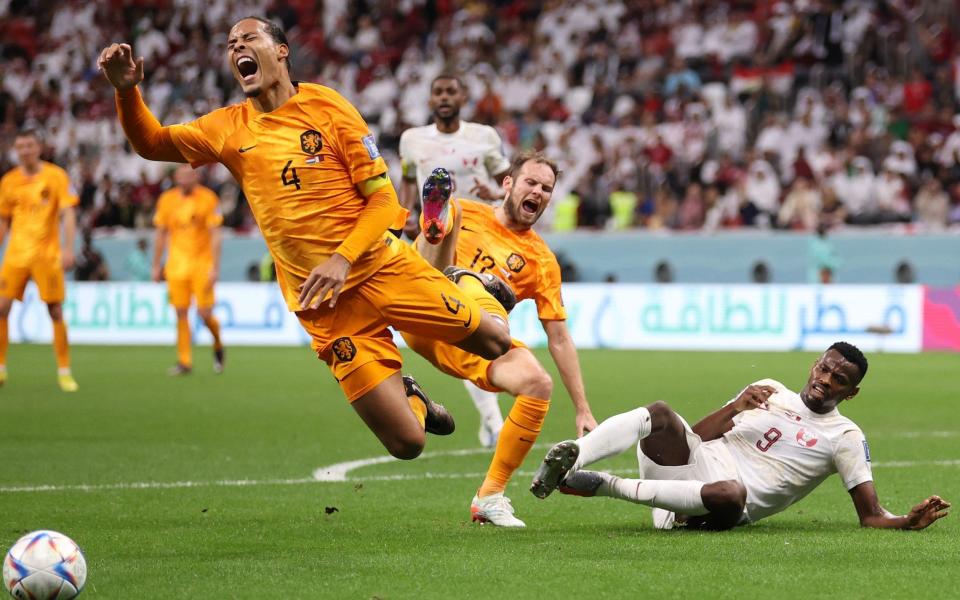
[602,476,709,516]
[463,380,503,430]
[574,407,652,470]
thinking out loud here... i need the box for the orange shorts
[167,270,215,309]
[0,261,65,303]
[298,240,483,402]
[401,332,525,392]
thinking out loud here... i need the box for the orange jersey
[0,161,77,267]
[153,185,222,280]
[454,200,566,320]
[167,83,402,311]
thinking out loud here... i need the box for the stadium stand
[1,1,959,255]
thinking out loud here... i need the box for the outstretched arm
[542,319,596,436]
[850,482,950,530]
[692,384,775,442]
[98,43,186,163]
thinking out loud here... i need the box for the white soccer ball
[3,530,86,600]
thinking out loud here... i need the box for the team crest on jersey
[331,337,356,362]
[300,130,323,155]
[506,253,526,273]
[795,428,819,448]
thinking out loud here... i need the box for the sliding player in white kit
[399,74,512,448]
[530,342,950,530]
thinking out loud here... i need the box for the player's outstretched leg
[559,472,746,531]
[420,167,454,245]
[471,347,551,528]
[530,440,580,499]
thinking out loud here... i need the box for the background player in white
[399,74,512,448]
[530,342,950,531]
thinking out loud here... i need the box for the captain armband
[358,173,393,198]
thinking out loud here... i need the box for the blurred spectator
[74,230,109,282]
[125,238,152,282]
[778,177,821,231]
[0,0,958,235]
[742,160,780,228]
[914,176,950,229]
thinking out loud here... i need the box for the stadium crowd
[3,0,960,234]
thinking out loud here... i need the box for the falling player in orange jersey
[98,16,513,460]
[152,164,225,376]
[0,130,79,392]
[402,151,598,526]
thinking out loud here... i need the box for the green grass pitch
[1,345,957,598]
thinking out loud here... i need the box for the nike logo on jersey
[238,145,257,153]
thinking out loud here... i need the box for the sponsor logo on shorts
[332,337,357,362]
[506,253,526,273]
[361,134,381,160]
[300,130,323,155]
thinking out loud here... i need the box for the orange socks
[202,314,223,351]
[176,316,191,367]
[408,395,427,429]
[52,320,70,370]
[477,395,550,497]
[0,318,7,366]
[456,274,509,323]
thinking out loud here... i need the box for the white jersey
[399,121,511,203]
[722,378,873,523]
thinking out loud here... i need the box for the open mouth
[810,383,826,399]
[236,56,259,82]
[521,199,539,214]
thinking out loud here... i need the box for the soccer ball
[3,530,86,600]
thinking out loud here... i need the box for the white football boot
[471,492,526,528]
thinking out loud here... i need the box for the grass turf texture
[1,345,957,599]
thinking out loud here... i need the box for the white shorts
[637,415,748,527]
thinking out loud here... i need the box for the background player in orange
[0,129,79,392]
[98,17,512,461]
[402,152,598,527]
[152,164,225,375]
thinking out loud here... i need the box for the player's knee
[646,401,677,429]
[175,308,189,319]
[702,480,747,523]
[520,366,553,399]
[387,435,425,461]
[46,303,63,321]
[477,327,511,360]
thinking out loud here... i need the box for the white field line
[1,451,959,494]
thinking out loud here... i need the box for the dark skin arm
[850,482,949,530]
[692,384,776,442]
